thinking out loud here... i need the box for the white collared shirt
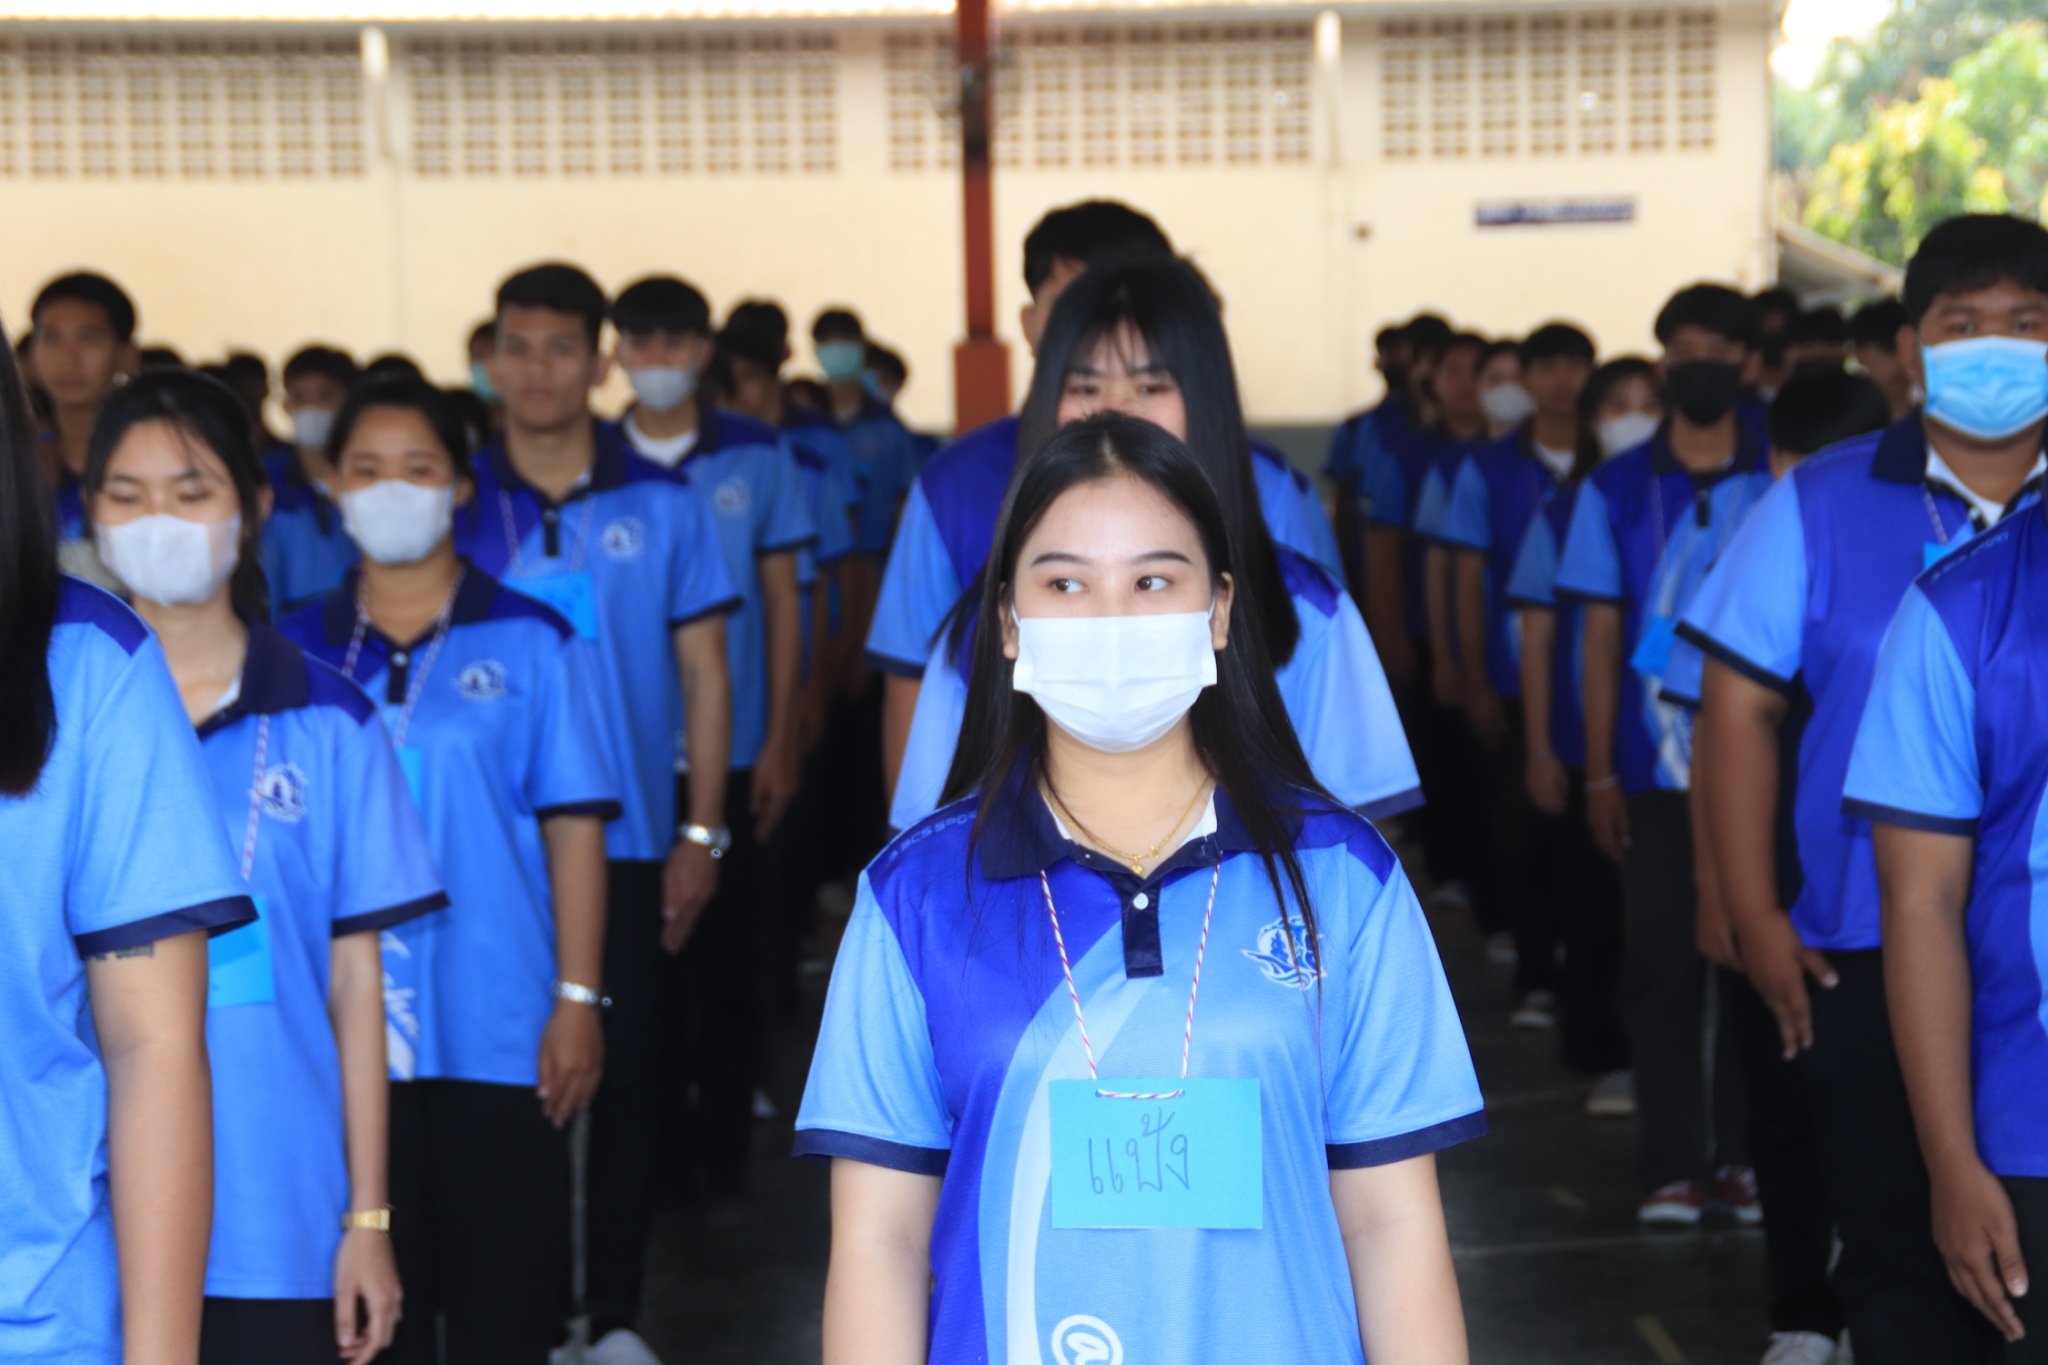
[1926,445,2047,529]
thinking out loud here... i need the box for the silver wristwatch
[679,822,732,859]
[552,980,610,1008]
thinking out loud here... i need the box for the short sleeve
[1411,464,1450,539]
[327,699,449,937]
[1436,458,1491,551]
[1285,598,1424,820]
[1292,476,1344,579]
[69,633,254,955]
[1554,480,1623,602]
[1324,852,1486,1166]
[1659,637,1706,709]
[804,455,857,568]
[865,481,963,675]
[1841,585,1982,834]
[1323,417,1362,486]
[1361,440,1407,529]
[667,485,743,627]
[1676,475,1808,690]
[793,880,952,1173]
[758,444,818,555]
[1504,511,1560,608]
[527,635,625,821]
[888,633,970,830]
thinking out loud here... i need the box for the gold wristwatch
[341,1207,392,1233]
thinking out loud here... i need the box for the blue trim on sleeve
[759,535,819,556]
[792,1128,951,1175]
[1552,585,1625,604]
[1676,622,1790,693]
[865,649,929,679]
[1355,786,1426,821]
[333,891,450,938]
[76,895,259,958]
[1840,797,1979,837]
[534,799,625,822]
[1327,1110,1488,1168]
[669,594,745,629]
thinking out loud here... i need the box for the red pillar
[952,0,1011,432]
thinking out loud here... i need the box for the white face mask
[96,512,242,607]
[341,479,456,565]
[1482,383,1537,427]
[1012,608,1218,754]
[291,407,335,451]
[628,366,698,413]
[1598,412,1661,458]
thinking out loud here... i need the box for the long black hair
[945,413,1331,939]
[82,369,271,621]
[0,317,61,796]
[1014,255,1301,665]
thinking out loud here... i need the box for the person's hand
[1696,883,1743,970]
[1931,1156,2030,1342]
[798,683,828,755]
[1525,751,1569,815]
[751,738,800,843]
[1736,909,1838,1059]
[1466,686,1507,749]
[333,1227,402,1365]
[1586,781,1631,863]
[537,999,604,1127]
[662,839,719,954]
[1432,659,1465,709]
[1381,636,1419,690]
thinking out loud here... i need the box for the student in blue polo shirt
[1686,214,2048,1361]
[1440,322,1595,1030]
[1845,499,2048,1355]
[30,272,138,589]
[800,414,1482,1365]
[813,306,920,640]
[1324,322,1415,599]
[83,369,445,1365]
[1556,282,1772,1226]
[0,329,258,1364]
[259,345,363,615]
[453,263,738,1359]
[887,256,1419,832]
[280,375,619,1365]
[1357,312,1451,693]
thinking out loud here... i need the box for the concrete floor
[635,856,1777,1365]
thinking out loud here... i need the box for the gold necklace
[1047,777,1211,876]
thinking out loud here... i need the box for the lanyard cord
[1039,862,1220,1101]
[500,487,596,575]
[237,715,269,883]
[1922,485,1957,545]
[341,568,465,747]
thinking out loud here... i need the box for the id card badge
[396,745,425,807]
[1925,541,1958,572]
[1049,1079,1262,1229]
[515,572,599,640]
[1631,616,1679,680]
[208,894,277,1008]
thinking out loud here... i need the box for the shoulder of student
[55,577,151,656]
[1276,544,1343,620]
[481,574,582,641]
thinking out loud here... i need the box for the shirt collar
[320,561,499,647]
[974,756,1260,882]
[197,617,308,737]
[1647,420,1765,479]
[1870,410,1933,484]
[1925,447,2048,528]
[481,420,634,505]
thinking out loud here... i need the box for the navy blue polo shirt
[257,450,359,616]
[1436,426,1566,699]
[1679,413,2044,949]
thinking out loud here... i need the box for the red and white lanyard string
[237,715,270,883]
[500,487,596,576]
[341,567,465,748]
[1039,861,1221,1101]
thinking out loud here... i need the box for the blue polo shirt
[1327,399,1412,498]
[1437,427,1566,699]
[281,569,620,1086]
[842,398,925,555]
[888,549,1422,830]
[196,623,445,1299]
[796,767,1483,1365]
[866,418,1345,676]
[455,422,740,861]
[2,581,255,1364]
[784,419,861,590]
[257,451,359,616]
[1359,426,1468,641]
[1842,508,2048,1175]
[1503,485,1589,766]
[639,409,816,772]
[1678,413,2042,949]
[1554,427,1771,793]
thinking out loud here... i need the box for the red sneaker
[1638,1179,1707,1226]
[1714,1164,1763,1225]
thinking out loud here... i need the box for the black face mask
[1662,361,1745,426]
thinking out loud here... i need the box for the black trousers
[2004,1178,2048,1361]
[1801,949,2000,1362]
[1731,972,1842,1338]
[200,1297,334,1365]
[1555,769,1630,1075]
[386,1079,568,1365]
[1478,709,1560,993]
[1619,792,1747,1191]
[1397,649,1486,911]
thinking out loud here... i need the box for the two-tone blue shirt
[1843,506,2048,1175]
[841,398,926,555]
[796,767,1483,1365]
[257,451,359,616]
[281,569,620,1086]
[1359,425,1466,641]
[196,622,445,1299]
[455,423,740,861]
[1437,427,1567,700]
[1503,484,1591,767]
[1,581,255,1364]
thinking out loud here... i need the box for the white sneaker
[588,1328,664,1365]
[1585,1069,1636,1117]
[1510,990,1557,1029]
[1484,929,1517,966]
[1760,1331,1838,1365]
[1430,881,1473,913]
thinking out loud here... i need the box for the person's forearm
[1700,664,1792,931]
[824,1162,940,1365]
[1364,531,1407,655]
[542,815,609,989]
[1689,713,1722,908]
[882,675,921,799]
[1581,605,1621,778]
[1877,825,1984,1175]
[1454,552,1493,712]
[761,553,803,760]
[676,618,733,828]
[1334,1159,1468,1365]
[841,558,880,664]
[329,933,390,1213]
[1519,609,1556,749]
[1424,546,1457,679]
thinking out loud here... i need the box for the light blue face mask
[816,340,866,384]
[1922,335,2048,441]
[470,360,500,407]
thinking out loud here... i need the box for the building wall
[0,5,1771,433]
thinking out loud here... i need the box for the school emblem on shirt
[600,517,645,560]
[1050,1315,1123,1365]
[254,761,308,824]
[455,659,507,702]
[1243,916,1324,988]
[713,477,751,518]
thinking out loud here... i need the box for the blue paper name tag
[1631,616,1679,680]
[208,894,276,1009]
[397,745,424,807]
[1925,541,1957,571]
[514,571,599,640]
[1050,1079,1262,1229]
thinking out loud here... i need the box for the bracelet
[678,822,732,859]
[1585,775,1621,792]
[341,1207,391,1233]
[553,980,610,1008]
